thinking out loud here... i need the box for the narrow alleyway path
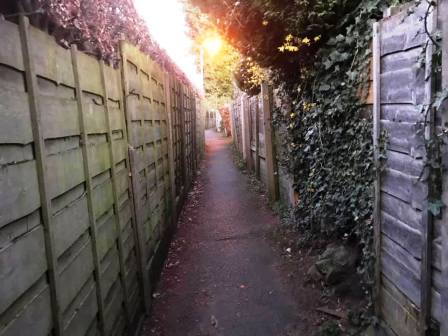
[142,130,303,336]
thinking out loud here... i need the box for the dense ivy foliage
[189,0,408,315]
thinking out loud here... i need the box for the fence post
[99,61,132,328]
[18,16,63,336]
[71,45,107,335]
[372,21,382,319]
[261,83,279,202]
[439,0,448,334]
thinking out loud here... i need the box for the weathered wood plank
[92,180,114,220]
[29,26,74,87]
[104,282,123,335]
[380,3,427,56]
[58,240,94,311]
[112,139,127,164]
[100,248,120,300]
[84,102,107,135]
[77,52,102,96]
[380,276,419,336]
[96,210,117,260]
[115,168,129,197]
[382,235,420,304]
[381,120,424,156]
[88,142,111,178]
[381,47,422,74]
[1,280,52,336]
[380,68,425,105]
[0,20,24,71]
[63,282,98,336]
[384,150,424,177]
[382,210,422,259]
[381,192,422,231]
[53,194,90,257]
[103,66,121,101]
[381,104,422,123]
[0,160,40,228]
[39,96,80,139]
[109,106,123,132]
[118,203,133,232]
[381,168,426,209]
[0,226,47,315]
[47,149,84,198]
[0,89,32,144]
[0,144,33,167]
[19,17,63,335]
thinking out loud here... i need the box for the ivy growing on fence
[272,0,407,316]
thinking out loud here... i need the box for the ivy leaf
[428,199,444,216]
[432,88,448,111]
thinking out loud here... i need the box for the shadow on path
[141,130,304,336]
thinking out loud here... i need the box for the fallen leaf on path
[210,315,218,328]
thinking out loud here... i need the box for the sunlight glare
[133,0,202,90]
[202,36,223,57]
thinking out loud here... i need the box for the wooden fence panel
[373,3,443,335]
[0,19,202,336]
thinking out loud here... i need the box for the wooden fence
[0,17,204,336]
[231,83,279,202]
[372,2,447,335]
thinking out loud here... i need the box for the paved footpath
[141,130,303,336]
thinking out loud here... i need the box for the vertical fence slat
[119,42,151,313]
[70,45,107,335]
[18,16,62,336]
[255,99,260,178]
[419,6,437,334]
[261,83,279,202]
[192,94,198,172]
[99,61,132,328]
[440,0,448,334]
[372,21,382,319]
[242,95,252,170]
[164,73,177,218]
[180,84,188,190]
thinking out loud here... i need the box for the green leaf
[428,200,444,216]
